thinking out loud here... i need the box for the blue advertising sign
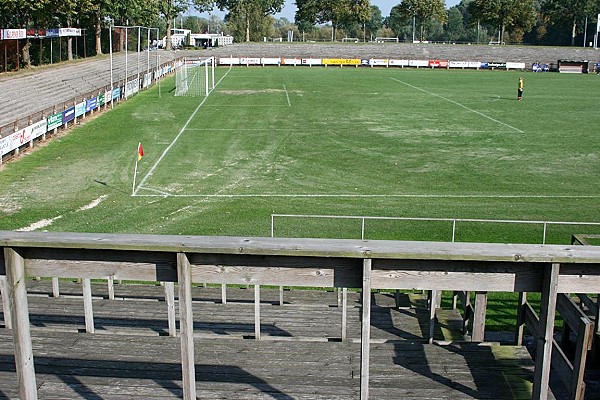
[112,87,121,100]
[62,106,75,123]
[85,97,98,112]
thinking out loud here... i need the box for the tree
[542,0,600,46]
[214,0,284,42]
[468,0,537,44]
[446,7,465,41]
[365,5,383,40]
[395,0,447,42]
[295,0,372,41]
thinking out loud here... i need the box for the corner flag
[137,142,144,161]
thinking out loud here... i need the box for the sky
[196,1,463,21]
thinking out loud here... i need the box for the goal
[175,57,215,97]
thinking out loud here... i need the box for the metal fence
[271,214,600,244]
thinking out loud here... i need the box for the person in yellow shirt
[518,77,524,101]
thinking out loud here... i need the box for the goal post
[175,56,215,97]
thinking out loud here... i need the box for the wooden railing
[1,230,600,400]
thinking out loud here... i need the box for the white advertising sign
[219,57,240,65]
[3,29,26,39]
[261,58,281,65]
[301,58,321,66]
[388,59,409,67]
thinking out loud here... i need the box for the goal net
[175,57,215,97]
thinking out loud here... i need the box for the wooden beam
[341,287,347,341]
[0,275,12,329]
[532,263,560,400]
[51,277,60,298]
[360,258,372,400]
[177,252,196,400]
[515,292,527,345]
[221,283,227,304]
[472,292,487,342]
[4,247,37,399]
[164,281,176,337]
[82,278,95,333]
[107,276,115,300]
[254,285,261,340]
[428,290,438,344]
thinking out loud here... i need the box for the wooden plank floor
[0,281,554,399]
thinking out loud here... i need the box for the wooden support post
[82,278,95,333]
[532,263,560,400]
[341,287,348,341]
[462,291,471,335]
[177,253,196,400]
[452,291,459,310]
[360,258,372,400]
[0,275,12,329]
[254,285,261,340]
[51,277,60,298]
[4,247,38,399]
[428,290,438,344]
[394,289,401,309]
[164,281,176,337]
[571,318,591,400]
[107,276,115,300]
[515,292,527,345]
[472,291,488,342]
[279,286,284,306]
[595,294,599,335]
[221,283,227,304]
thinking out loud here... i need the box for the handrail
[2,230,600,399]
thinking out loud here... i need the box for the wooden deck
[1,281,544,399]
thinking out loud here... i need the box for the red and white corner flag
[132,142,144,196]
[137,142,144,161]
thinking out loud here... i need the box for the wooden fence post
[0,275,12,329]
[515,292,527,345]
[254,285,261,340]
[532,263,560,400]
[177,252,196,400]
[164,281,176,337]
[341,287,348,341]
[82,278,95,333]
[4,247,38,399]
[472,292,488,342]
[360,258,372,400]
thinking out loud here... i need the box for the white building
[161,28,233,49]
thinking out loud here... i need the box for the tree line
[1,0,599,69]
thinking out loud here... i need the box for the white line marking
[133,193,600,199]
[17,216,63,231]
[390,78,524,134]
[77,195,108,211]
[283,84,291,107]
[134,68,232,196]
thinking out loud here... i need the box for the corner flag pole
[132,142,143,195]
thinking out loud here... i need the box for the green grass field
[1,66,599,242]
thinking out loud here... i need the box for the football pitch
[1,66,599,243]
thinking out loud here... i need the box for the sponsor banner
[30,119,47,139]
[47,113,63,130]
[75,101,86,117]
[282,58,301,66]
[124,79,139,97]
[361,59,370,66]
[98,92,105,106]
[261,58,280,65]
[370,59,389,67]
[322,58,361,66]
[241,57,261,65]
[59,27,81,37]
[449,61,469,68]
[487,62,507,68]
[388,59,409,67]
[219,57,240,65]
[46,28,59,38]
[301,58,320,66]
[86,97,98,112]
[468,62,481,69]
[63,106,75,123]
[2,29,26,40]
[506,62,526,70]
[409,59,429,67]
[112,87,121,100]
[0,136,11,156]
[104,90,112,103]
[429,60,449,68]
[27,29,46,38]
[142,73,151,88]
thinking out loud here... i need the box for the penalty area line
[390,78,524,134]
[283,84,291,107]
